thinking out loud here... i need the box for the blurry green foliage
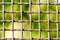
[50,22,56,29]
[0,0,2,2]
[4,0,11,2]
[0,13,2,20]
[22,0,29,2]
[0,5,2,11]
[0,31,2,38]
[50,32,57,38]
[14,0,20,2]
[0,0,60,38]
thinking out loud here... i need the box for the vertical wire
[47,0,50,40]
[38,0,41,38]
[11,0,14,40]
[56,0,58,38]
[29,0,32,40]
[20,0,23,39]
[2,0,5,39]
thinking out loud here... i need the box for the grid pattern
[0,0,60,40]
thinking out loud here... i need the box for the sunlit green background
[0,0,60,39]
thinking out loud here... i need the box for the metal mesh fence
[0,0,60,40]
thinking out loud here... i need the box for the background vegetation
[0,0,60,38]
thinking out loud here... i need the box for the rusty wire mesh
[0,0,60,40]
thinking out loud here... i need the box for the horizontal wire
[0,11,60,14]
[0,20,60,23]
[0,2,60,5]
[0,38,60,40]
[0,29,60,32]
